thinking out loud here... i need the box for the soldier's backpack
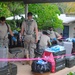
[25,19,33,35]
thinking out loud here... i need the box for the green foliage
[56,2,75,14]
[5,2,25,31]
[7,20,16,30]
[29,4,63,30]
[0,2,11,17]
[6,2,25,16]
[6,16,25,31]
[0,2,63,31]
[67,72,75,75]
[6,19,22,31]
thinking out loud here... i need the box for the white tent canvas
[58,14,75,23]
[6,14,38,20]
[6,14,25,20]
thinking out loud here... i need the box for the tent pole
[25,4,28,19]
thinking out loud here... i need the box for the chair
[9,48,22,58]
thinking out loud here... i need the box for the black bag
[31,60,51,73]
[0,63,17,75]
[34,49,44,57]
[72,48,75,55]
[65,56,75,68]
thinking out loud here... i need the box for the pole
[25,4,28,19]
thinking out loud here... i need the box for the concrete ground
[13,62,75,75]
[9,48,75,75]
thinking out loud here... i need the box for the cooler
[63,42,73,58]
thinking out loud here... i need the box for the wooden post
[25,4,28,19]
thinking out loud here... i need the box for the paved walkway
[13,62,75,75]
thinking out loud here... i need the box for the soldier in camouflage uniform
[0,16,15,57]
[20,12,38,65]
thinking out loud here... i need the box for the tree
[6,2,25,31]
[29,4,63,30]
[6,2,25,16]
[0,3,11,17]
[56,2,75,14]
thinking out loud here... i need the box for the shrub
[67,72,75,75]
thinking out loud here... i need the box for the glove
[72,39,75,42]
[12,36,17,42]
[53,38,57,41]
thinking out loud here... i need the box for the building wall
[56,23,75,38]
[55,28,63,35]
[69,23,75,38]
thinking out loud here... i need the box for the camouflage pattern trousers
[24,35,36,58]
[0,38,9,58]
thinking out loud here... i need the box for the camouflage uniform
[0,23,10,53]
[48,30,60,40]
[22,19,37,58]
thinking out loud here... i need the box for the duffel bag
[31,60,51,73]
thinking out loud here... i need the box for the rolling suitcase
[55,56,65,63]
[55,57,65,66]
[56,64,65,72]
[53,50,66,56]
[52,45,66,72]
[0,63,17,75]
[55,56,65,72]
[48,45,66,57]
[65,56,75,68]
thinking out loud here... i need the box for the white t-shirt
[38,31,42,40]
[39,34,50,47]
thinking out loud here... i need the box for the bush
[6,17,24,31]
[67,72,75,75]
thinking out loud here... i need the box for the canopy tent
[0,0,75,3]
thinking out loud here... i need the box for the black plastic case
[0,63,17,75]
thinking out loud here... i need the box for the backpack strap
[54,32,57,38]
[6,22,9,32]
